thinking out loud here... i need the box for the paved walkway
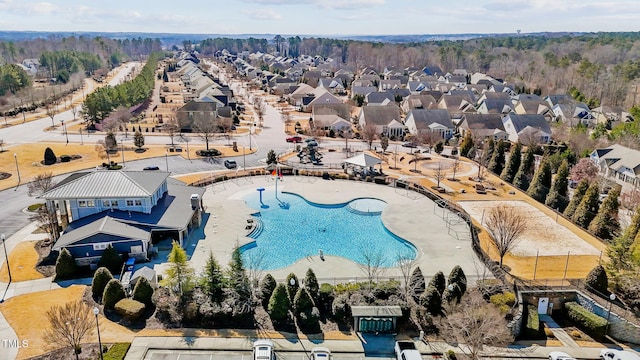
[540,314,580,349]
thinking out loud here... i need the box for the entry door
[537,298,549,314]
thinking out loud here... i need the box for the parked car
[600,349,640,360]
[253,340,275,360]
[549,351,576,360]
[224,160,237,169]
[143,166,160,171]
[286,136,303,143]
[311,347,331,359]
[402,141,417,148]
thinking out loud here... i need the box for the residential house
[552,102,594,127]
[590,144,640,189]
[366,92,395,106]
[513,99,553,121]
[358,105,404,139]
[318,77,346,95]
[476,99,514,115]
[351,86,377,100]
[176,100,219,132]
[544,94,574,108]
[312,103,352,133]
[401,94,437,114]
[305,89,342,113]
[502,113,551,144]
[404,109,454,140]
[41,171,205,266]
[458,114,508,141]
[422,66,444,77]
[288,83,316,107]
[591,105,634,126]
[379,79,402,91]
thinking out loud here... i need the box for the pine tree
[227,246,251,304]
[409,267,425,299]
[501,142,522,183]
[200,252,224,303]
[419,286,442,316]
[459,132,474,158]
[267,283,290,323]
[428,271,446,296]
[572,183,600,228]
[545,159,570,211]
[133,131,145,149]
[588,188,620,240]
[527,159,551,203]
[260,274,277,307]
[488,139,506,175]
[513,146,535,190]
[286,273,299,301]
[448,265,467,296]
[132,276,154,306]
[483,138,495,165]
[304,268,319,302]
[91,267,113,300]
[165,240,194,297]
[564,179,589,219]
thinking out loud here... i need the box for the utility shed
[351,305,402,333]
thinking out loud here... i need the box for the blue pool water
[240,191,417,270]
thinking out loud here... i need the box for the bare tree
[70,105,78,123]
[450,157,461,181]
[361,123,378,150]
[252,96,267,128]
[192,117,218,151]
[45,102,56,128]
[358,244,387,290]
[0,139,4,152]
[484,205,528,267]
[438,290,513,360]
[434,161,446,188]
[164,116,179,147]
[27,172,56,197]
[218,117,234,145]
[395,250,418,301]
[281,111,293,133]
[43,300,95,360]
[30,203,59,241]
[245,248,267,293]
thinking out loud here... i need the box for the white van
[600,349,640,360]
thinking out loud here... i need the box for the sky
[1,0,640,36]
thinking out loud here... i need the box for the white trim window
[78,200,87,207]
[126,200,134,206]
[87,200,95,207]
[93,242,112,251]
[135,200,142,206]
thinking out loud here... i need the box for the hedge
[104,342,131,360]
[524,305,542,339]
[114,298,146,321]
[564,302,607,340]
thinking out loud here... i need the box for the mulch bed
[34,239,56,278]
[27,344,104,360]
[0,172,11,181]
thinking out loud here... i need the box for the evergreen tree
[513,146,535,190]
[304,268,319,302]
[585,265,608,294]
[165,240,194,298]
[227,246,251,304]
[501,142,522,183]
[488,139,506,175]
[427,271,446,296]
[200,252,224,303]
[267,283,290,323]
[447,265,467,296]
[132,276,154,306]
[43,147,57,165]
[260,274,277,307]
[623,206,640,240]
[293,287,314,314]
[572,183,600,228]
[459,132,474,158]
[588,188,620,240]
[483,138,495,165]
[564,179,589,219]
[55,248,77,280]
[102,279,126,309]
[545,159,570,211]
[442,282,462,304]
[286,273,299,301]
[527,159,551,203]
[409,267,425,299]
[98,245,122,274]
[419,286,442,316]
[91,267,113,300]
[133,130,145,149]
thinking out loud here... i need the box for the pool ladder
[247,217,264,238]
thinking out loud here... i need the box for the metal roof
[351,306,403,317]
[41,171,170,200]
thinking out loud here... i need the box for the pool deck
[183,176,488,284]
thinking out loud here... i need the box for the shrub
[103,279,126,309]
[55,248,77,280]
[60,155,71,162]
[27,203,45,211]
[196,149,221,157]
[420,286,442,316]
[446,350,457,360]
[286,273,299,301]
[544,327,555,338]
[304,268,319,302]
[443,283,462,304]
[428,271,446,295]
[267,283,290,323]
[409,267,426,299]
[490,292,516,308]
[104,343,131,360]
[98,245,123,274]
[564,302,607,340]
[114,298,146,321]
[585,265,608,294]
[92,267,114,300]
[524,305,542,338]
[132,277,154,306]
[44,147,56,165]
[260,273,277,307]
[448,266,467,296]
[294,287,314,314]
[331,294,351,321]
[570,330,582,338]
[318,283,335,310]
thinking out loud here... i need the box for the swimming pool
[240,191,417,270]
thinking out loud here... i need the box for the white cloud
[241,0,385,10]
[242,8,282,20]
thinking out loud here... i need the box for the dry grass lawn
[0,241,44,282]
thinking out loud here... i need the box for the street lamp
[1,234,11,285]
[93,307,104,360]
[13,153,20,186]
[79,127,84,145]
[249,122,253,150]
[60,120,69,144]
[165,150,169,172]
[120,139,126,168]
[605,293,616,337]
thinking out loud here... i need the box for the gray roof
[504,114,551,134]
[42,171,170,200]
[462,113,505,131]
[131,266,157,285]
[351,86,377,97]
[406,109,454,129]
[360,105,401,126]
[351,305,403,317]
[53,216,150,250]
[366,91,394,104]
